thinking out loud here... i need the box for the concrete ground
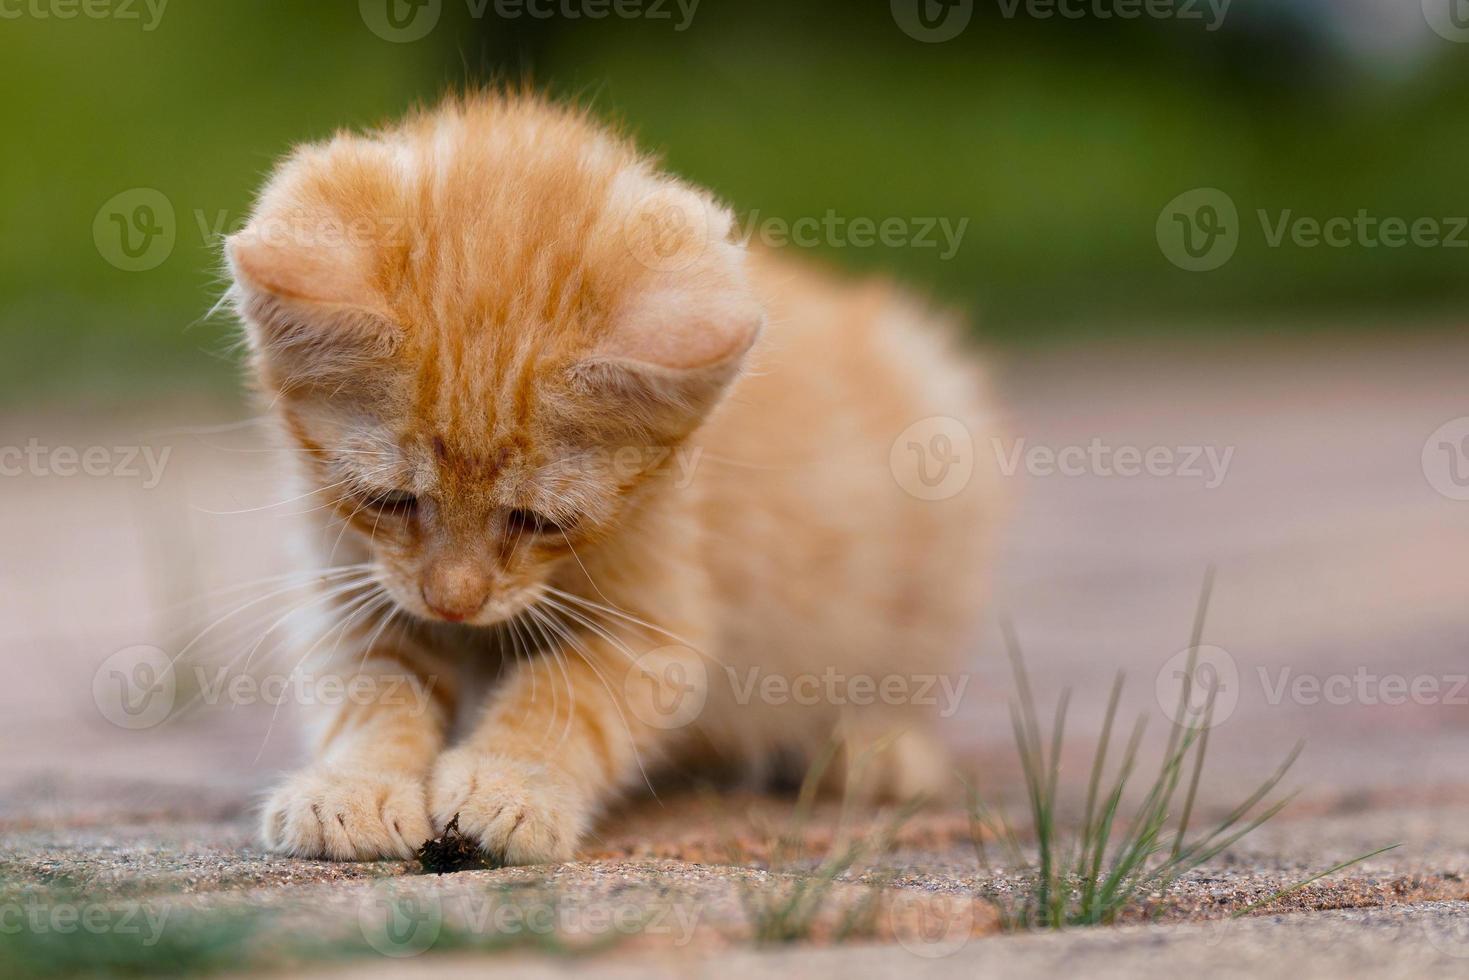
[2,332,1467,976]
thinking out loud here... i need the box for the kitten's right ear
[226,223,400,391]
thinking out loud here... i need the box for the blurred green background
[3,0,1466,405]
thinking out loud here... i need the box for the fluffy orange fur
[228,92,998,864]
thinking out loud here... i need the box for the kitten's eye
[363,489,419,516]
[505,508,563,536]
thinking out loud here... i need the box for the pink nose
[421,561,490,622]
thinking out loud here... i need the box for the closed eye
[505,508,565,536]
[362,488,419,516]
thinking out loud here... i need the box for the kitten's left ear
[565,231,765,440]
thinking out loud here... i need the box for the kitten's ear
[565,266,765,441]
[225,221,399,391]
[560,175,766,438]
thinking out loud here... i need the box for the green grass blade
[959,774,992,871]
[1079,672,1125,874]
[1171,687,1216,859]
[1083,714,1147,920]
[1229,844,1402,919]
[969,575,1391,931]
[1163,566,1216,766]
[1162,742,1302,873]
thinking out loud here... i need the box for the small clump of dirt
[416,815,497,874]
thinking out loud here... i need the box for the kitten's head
[226,94,761,626]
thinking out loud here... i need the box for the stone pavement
[2,333,1467,976]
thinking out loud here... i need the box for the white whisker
[525,603,658,799]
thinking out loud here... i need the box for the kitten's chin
[464,598,535,629]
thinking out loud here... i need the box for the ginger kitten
[227,93,997,864]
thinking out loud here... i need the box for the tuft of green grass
[967,568,1395,929]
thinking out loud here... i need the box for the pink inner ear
[606,286,764,372]
[227,225,381,312]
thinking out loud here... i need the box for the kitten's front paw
[261,767,432,861]
[428,749,588,865]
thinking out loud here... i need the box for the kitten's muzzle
[421,560,491,623]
